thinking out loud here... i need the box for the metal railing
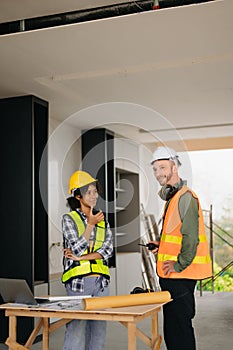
[200,205,233,295]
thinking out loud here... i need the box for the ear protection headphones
[159,184,178,201]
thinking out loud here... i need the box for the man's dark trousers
[159,278,197,350]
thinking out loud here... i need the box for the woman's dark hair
[66,181,101,211]
[66,196,80,211]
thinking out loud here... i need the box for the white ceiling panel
[0,0,232,150]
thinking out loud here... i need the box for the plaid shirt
[62,209,113,292]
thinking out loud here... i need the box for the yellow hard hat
[69,170,97,194]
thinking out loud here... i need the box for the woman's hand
[64,248,79,261]
[87,207,104,226]
[64,248,102,262]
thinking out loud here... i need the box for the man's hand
[162,260,176,276]
[150,241,159,255]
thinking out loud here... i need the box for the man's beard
[157,172,172,186]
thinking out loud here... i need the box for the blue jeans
[63,276,110,350]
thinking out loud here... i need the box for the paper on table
[36,295,91,302]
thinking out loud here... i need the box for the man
[150,146,212,350]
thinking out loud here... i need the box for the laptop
[0,278,90,307]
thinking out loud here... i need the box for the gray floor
[0,292,232,349]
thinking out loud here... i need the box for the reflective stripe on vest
[62,211,110,283]
[160,233,208,245]
[157,186,212,280]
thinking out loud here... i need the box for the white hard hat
[151,146,181,166]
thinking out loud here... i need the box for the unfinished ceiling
[0,0,135,23]
[0,0,232,151]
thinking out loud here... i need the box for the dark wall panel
[82,128,116,267]
[0,95,48,343]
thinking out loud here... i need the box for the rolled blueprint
[81,291,171,310]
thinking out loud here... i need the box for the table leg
[6,315,30,350]
[42,318,49,350]
[153,336,162,350]
[151,312,158,344]
[127,322,137,350]
[151,312,162,350]
[5,338,28,350]
[25,318,43,348]
[8,315,17,350]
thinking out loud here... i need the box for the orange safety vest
[157,186,212,280]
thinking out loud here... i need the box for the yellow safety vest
[62,211,110,283]
[157,186,212,280]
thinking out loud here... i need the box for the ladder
[140,204,160,291]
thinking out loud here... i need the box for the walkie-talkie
[138,242,159,251]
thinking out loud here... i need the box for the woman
[62,170,113,350]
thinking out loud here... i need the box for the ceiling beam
[154,136,233,151]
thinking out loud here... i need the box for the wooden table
[0,302,164,350]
